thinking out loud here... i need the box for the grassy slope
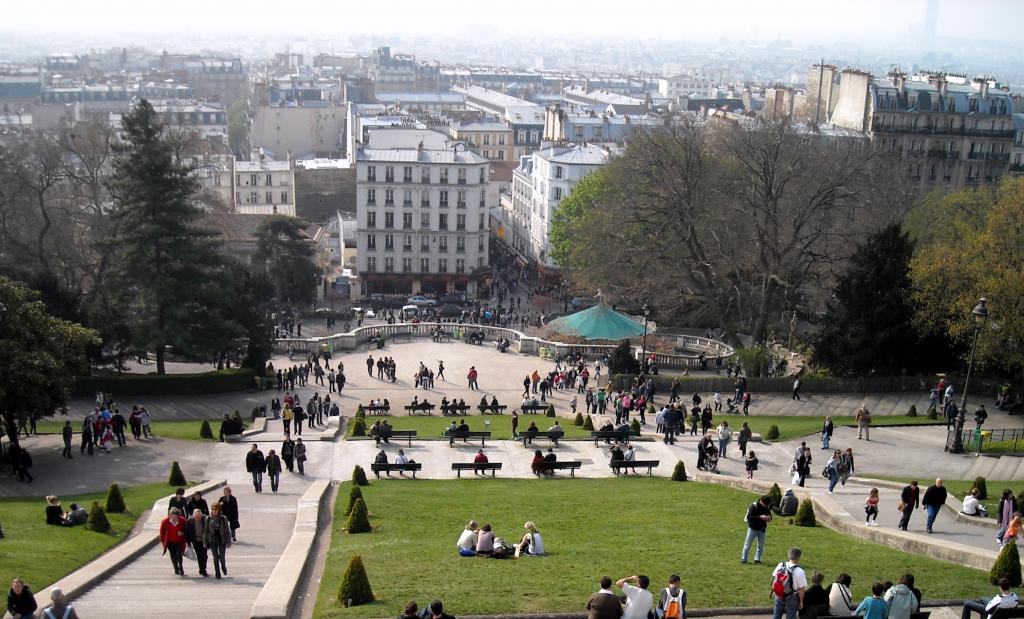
[0,482,190,615]
[347,414,595,440]
[864,475,1023,519]
[314,479,990,618]
[737,415,944,442]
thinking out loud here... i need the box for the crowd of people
[454,520,544,558]
[158,486,240,579]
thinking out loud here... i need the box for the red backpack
[771,564,795,599]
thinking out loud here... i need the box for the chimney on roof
[973,77,989,98]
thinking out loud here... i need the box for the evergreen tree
[88,502,111,533]
[199,420,215,440]
[973,477,989,501]
[105,483,126,513]
[345,484,364,516]
[352,465,369,486]
[794,498,817,527]
[107,99,241,374]
[768,483,783,509]
[583,415,594,431]
[813,224,957,376]
[671,460,688,481]
[990,540,1023,586]
[168,461,187,486]
[765,425,780,440]
[255,215,317,306]
[608,340,640,375]
[346,498,371,533]
[573,412,584,426]
[337,555,374,606]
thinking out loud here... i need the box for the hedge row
[612,373,1007,396]
[73,368,257,397]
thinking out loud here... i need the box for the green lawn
[348,414,595,440]
[736,415,944,442]
[314,479,991,618]
[0,482,192,615]
[33,419,247,442]
[864,475,1023,520]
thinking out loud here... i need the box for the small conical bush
[769,483,783,509]
[337,554,374,606]
[630,419,641,434]
[355,405,365,419]
[990,540,1023,586]
[545,405,556,418]
[168,461,187,486]
[973,476,989,501]
[573,412,584,426]
[352,465,369,486]
[794,498,817,527]
[199,420,215,440]
[765,425,780,440]
[583,415,594,431]
[907,405,918,417]
[88,501,111,533]
[351,418,366,436]
[345,484,364,516]
[105,483,126,513]
[346,498,371,533]
[927,405,938,420]
[672,460,688,481]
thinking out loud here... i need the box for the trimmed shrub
[927,405,938,420]
[573,412,584,426]
[352,465,369,486]
[199,420,215,440]
[345,484,364,516]
[672,460,688,481]
[990,540,1023,587]
[765,425,780,440]
[73,368,255,397]
[630,419,642,434]
[907,405,918,417]
[351,418,366,437]
[88,501,111,533]
[583,415,594,431]
[346,498,371,533]
[608,340,640,375]
[769,483,783,509]
[105,483,126,514]
[355,405,365,419]
[168,461,187,486]
[794,498,817,527]
[337,554,374,606]
[973,477,989,501]
[545,405,556,418]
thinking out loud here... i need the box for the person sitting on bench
[531,449,548,476]
[963,488,989,517]
[543,448,557,467]
[615,422,631,435]
[479,395,489,410]
[514,521,544,557]
[473,449,489,475]
[547,421,563,434]
[374,450,388,465]
[609,444,624,463]
[394,449,413,476]
[522,396,540,409]
[490,396,500,411]
[441,397,450,415]
[457,398,467,411]
[962,577,1020,619]
[524,421,539,443]
[455,419,470,441]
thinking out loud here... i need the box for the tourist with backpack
[741,495,773,564]
[656,574,687,619]
[771,547,807,619]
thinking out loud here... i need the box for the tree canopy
[255,214,317,307]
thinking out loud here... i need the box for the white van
[400,305,421,321]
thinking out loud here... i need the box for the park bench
[533,461,583,477]
[404,404,436,416]
[451,462,503,478]
[441,404,471,416]
[363,404,391,416]
[443,430,492,447]
[521,403,548,414]
[478,404,508,415]
[431,332,452,343]
[383,430,417,446]
[590,430,636,446]
[371,462,422,478]
[609,460,661,476]
[521,430,564,447]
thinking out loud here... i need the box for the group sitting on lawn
[44,496,89,527]
[455,520,544,558]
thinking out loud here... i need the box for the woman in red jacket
[159,507,188,576]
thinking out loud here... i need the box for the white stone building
[234,156,296,216]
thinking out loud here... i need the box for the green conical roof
[545,305,646,341]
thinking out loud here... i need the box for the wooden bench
[443,430,492,447]
[404,404,436,416]
[521,430,565,447]
[520,404,548,415]
[452,462,502,478]
[478,404,508,415]
[590,430,636,446]
[363,405,391,416]
[533,461,583,477]
[385,430,417,446]
[441,405,471,416]
[431,332,453,343]
[610,460,661,476]
[371,462,422,478]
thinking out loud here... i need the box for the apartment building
[234,155,296,216]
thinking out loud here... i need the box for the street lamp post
[948,297,990,454]
[641,303,651,372]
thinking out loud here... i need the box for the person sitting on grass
[514,521,544,557]
[475,524,495,556]
[425,600,456,619]
[854,582,888,619]
[657,574,687,619]
[775,489,799,517]
[828,574,855,616]
[962,488,989,517]
[67,503,88,526]
[45,496,68,526]
[801,572,831,619]
[456,521,479,557]
[883,574,920,619]
[399,601,419,619]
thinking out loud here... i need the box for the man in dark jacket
[742,495,773,564]
[922,478,948,534]
[586,576,623,619]
[245,444,266,493]
[184,508,210,577]
[898,481,920,531]
[662,406,679,445]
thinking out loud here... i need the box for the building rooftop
[200,213,270,243]
[504,105,544,125]
[564,85,644,106]
[455,121,511,132]
[374,92,465,104]
[536,144,612,165]
[453,85,535,109]
[356,148,489,164]
[235,159,292,172]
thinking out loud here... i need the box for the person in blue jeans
[742,495,773,564]
[771,547,807,619]
[826,450,842,493]
[921,478,948,533]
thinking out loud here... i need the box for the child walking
[1002,511,1021,546]
[744,451,758,479]
[865,487,880,526]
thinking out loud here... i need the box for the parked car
[437,303,463,318]
[440,292,469,306]
[399,305,421,321]
[368,293,405,309]
[351,307,376,319]
[407,295,437,307]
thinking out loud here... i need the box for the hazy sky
[5,0,1023,44]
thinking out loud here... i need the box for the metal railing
[950,427,1024,454]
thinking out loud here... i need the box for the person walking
[437,360,446,381]
[266,449,282,493]
[825,450,842,494]
[467,366,479,390]
[511,411,519,439]
[245,444,266,493]
[741,495,773,564]
[294,438,307,475]
[159,507,188,576]
[865,488,880,526]
[922,478,948,534]
[282,437,295,472]
[61,421,74,459]
[716,421,732,458]
[745,451,759,480]
[204,502,233,579]
[738,422,752,457]
[771,547,807,619]
[897,481,919,531]
[792,377,802,401]
[855,406,871,441]
[184,508,210,577]
[217,487,240,542]
[111,409,127,447]
[821,417,834,450]
[139,407,152,438]
[80,416,93,456]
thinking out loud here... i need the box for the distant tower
[923,0,939,53]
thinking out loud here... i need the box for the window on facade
[555,166,563,179]
[367,211,376,228]
[456,237,466,253]
[420,258,430,272]
[479,213,485,229]
[478,236,485,252]
[498,150,505,160]
[366,234,376,250]
[439,235,448,252]
[517,130,526,142]
[439,190,449,207]
[367,189,376,205]
[385,212,394,229]
[403,213,412,229]
[367,166,376,181]
[214,175,221,186]
[367,256,376,272]
[403,166,413,182]
[265,173,272,185]
[530,130,538,143]
[456,259,465,274]
[421,191,431,207]
[403,190,412,206]
[479,168,486,184]
[457,190,467,207]
[385,189,394,205]
[457,168,467,184]
[385,166,395,182]
[483,134,491,145]
[250,174,257,186]
[421,168,431,183]
[440,168,449,184]
[384,257,393,272]
[402,257,412,272]
[594,126,603,138]
[456,214,466,230]
[554,187,562,200]
[420,212,431,228]
[403,234,412,251]
[266,191,273,203]
[281,191,288,203]
[420,235,430,251]
[249,191,257,203]
[498,134,506,145]
[439,214,448,230]
[384,234,394,250]
[574,126,585,138]
[478,256,484,267]
[438,258,447,273]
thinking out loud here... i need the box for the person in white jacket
[828,573,855,616]
[716,421,733,458]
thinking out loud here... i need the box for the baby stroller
[705,444,720,473]
[725,397,740,414]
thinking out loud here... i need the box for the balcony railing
[872,122,1015,139]
[456,201,467,208]
[927,149,959,159]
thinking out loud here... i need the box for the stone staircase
[963,454,1024,481]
